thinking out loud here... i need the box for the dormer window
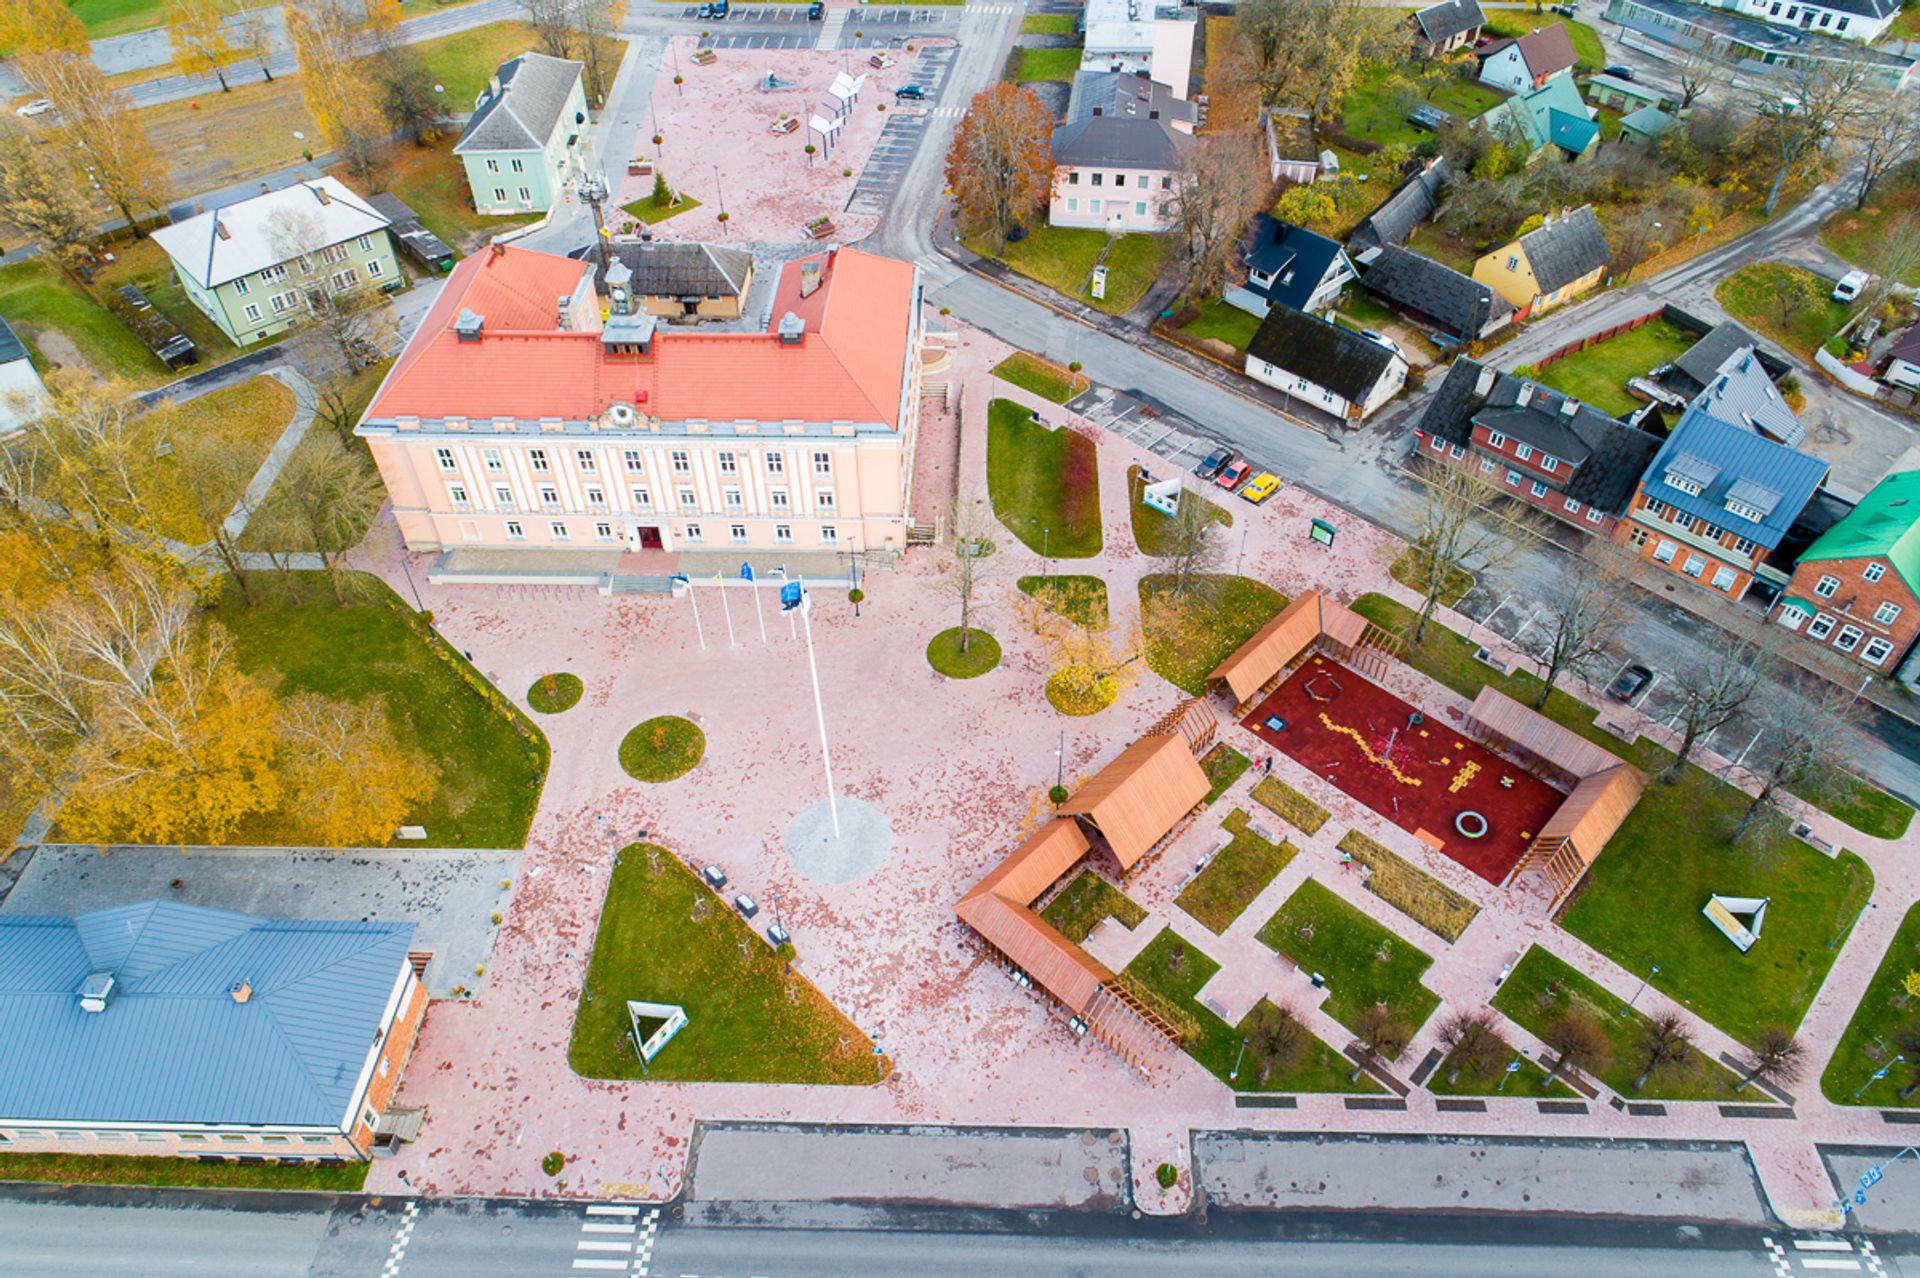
[1723,498,1766,523]
[1665,474,1703,497]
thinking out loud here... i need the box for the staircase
[603,574,679,596]
[814,6,848,50]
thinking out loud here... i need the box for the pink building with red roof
[357,243,924,559]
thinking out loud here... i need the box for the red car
[1216,459,1251,490]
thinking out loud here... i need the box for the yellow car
[1240,472,1281,505]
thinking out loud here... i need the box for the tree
[1349,1002,1409,1082]
[0,123,95,271]
[1244,1000,1307,1085]
[520,0,582,59]
[235,5,276,81]
[1847,87,1920,210]
[1763,266,1825,328]
[1839,217,1920,341]
[1744,53,1874,215]
[1157,487,1223,597]
[1732,683,1855,845]
[1525,554,1633,709]
[271,206,398,371]
[1273,183,1337,232]
[1658,635,1762,784]
[1167,129,1271,296]
[577,0,627,106]
[285,0,386,187]
[174,429,268,606]
[938,497,1001,655]
[1671,44,1727,111]
[27,374,165,548]
[1632,1012,1694,1092]
[1404,462,1529,645]
[1542,1009,1609,1086]
[945,85,1053,250]
[278,692,436,846]
[254,432,383,603]
[167,0,239,92]
[1017,579,1145,714]
[371,44,443,147]
[0,0,87,55]
[1228,0,1395,120]
[14,49,168,234]
[1736,1026,1807,1093]
[1435,1010,1499,1085]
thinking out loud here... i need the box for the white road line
[633,1207,663,1278]
[586,1204,641,1217]
[582,1221,639,1234]
[571,1261,630,1272]
[578,1240,632,1252]
[379,1200,420,1278]
[1795,1241,1858,1252]
[1799,1261,1863,1272]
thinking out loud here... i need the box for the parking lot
[843,46,954,215]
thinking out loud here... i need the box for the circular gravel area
[784,794,892,885]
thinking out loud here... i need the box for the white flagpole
[683,577,705,650]
[717,572,736,646]
[798,589,840,837]
[752,569,767,645]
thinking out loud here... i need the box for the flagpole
[717,572,736,646]
[753,572,767,644]
[798,589,840,837]
[675,574,704,650]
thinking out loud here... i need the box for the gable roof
[1619,104,1680,138]
[454,51,584,155]
[1421,357,1662,516]
[1349,157,1450,251]
[0,317,28,367]
[1241,215,1347,310]
[1692,346,1804,447]
[1246,306,1400,402]
[1208,590,1372,705]
[954,820,1108,1015]
[0,901,412,1127]
[1480,74,1595,155]
[1816,0,1899,17]
[1358,244,1513,339]
[1415,0,1487,41]
[581,242,755,298]
[150,177,389,290]
[367,244,917,428]
[1798,469,1920,594]
[1882,324,1920,368]
[1673,319,1767,389]
[1643,406,1828,550]
[1515,205,1609,291]
[1054,734,1209,870]
[1067,69,1198,128]
[1050,114,1191,169]
[1486,24,1578,77]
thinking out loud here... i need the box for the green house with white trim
[454,52,589,217]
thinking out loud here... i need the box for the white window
[766,452,785,475]
[1864,562,1887,583]
[724,487,743,512]
[684,523,703,543]
[1584,507,1604,524]
[1654,540,1677,564]
[1530,481,1548,498]
[730,524,748,543]
[1682,554,1706,578]
[1449,444,1465,459]
[1516,443,1534,461]
[623,449,643,473]
[1732,536,1758,557]
[775,524,792,544]
[1665,473,1702,497]
[1135,202,1146,216]
[1505,469,1521,487]
[595,522,614,541]
[1712,566,1738,591]
[718,451,737,474]
[632,486,652,511]
[539,484,559,508]
[1506,255,1519,271]
[550,521,569,540]
[486,159,500,173]
[510,158,525,173]
[1486,430,1507,448]
[1808,612,1837,640]
[483,448,504,472]
[1137,174,1149,189]
[575,449,596,473]
[1815,574,1840,598]
[812,451,832,476]
[1724,499,1765,523]
[817,489,836,512]
[270,292,295,314]
[1862,636,1895,665]
[243,303,262,322]
[435,447,456,472]
[260,264,286,282]
[517,187,532,204]
[1875,601,1902,625]
[330,268,359,291]
[1089,199,1101,214]
[494,187,508,203]
[493,484,514,508]
[1480,458,1496,474]
[672,450,691,474]
[356,234,371,252]
[819,525,838,545]
[233,276,250,296]
[586,486,605,509]
[1541,455,1558,472]
[1430,435,1446,452]
[678,487,697,511]
[1067,198,1079,213]
[1835,625,1864,652]
[770,489,789,512]
[1563,497,1581,513]
[448,483,469,508]
[530,449,550,472]
[506,520,525,540]
[366,258,383,279]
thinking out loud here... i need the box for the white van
[1833,269,1870,303]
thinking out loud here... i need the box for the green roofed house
[455,51,590,217]
[1774,469,1920,677]
[1474,73,1600,163]
[1617,104,1680,146]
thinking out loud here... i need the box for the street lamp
[1497,1047,1529,1091]
[1853,1054,1906,1102]
[1230,1036,1249,1082]
[1620,962,1660,1017]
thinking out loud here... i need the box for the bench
[769,116,799,135]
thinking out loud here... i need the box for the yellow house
[1471,205,1609,319]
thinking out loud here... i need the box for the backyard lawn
[90,237,242,372]
[1201,742,1252,806]
[1128,464,1232,555]
[1820,901,1920,1105]
[0,1152,367,1191]
[981,225,1172,315]
[210,573,548,849]
[569,846,883,1083]
[0,259,168,385]
[993,351,1088,404]
[1014,46,1085,82]
[361,137,541,251]
[1402,222,1481,276]
[1120,927,1375,1093]
[1531,320,1696,418]
[1176,809,1296,933]
[137,377,297,545]
[1040,868,1147,942]
[1491,947,1747,1100]
[1716,263,1854,357]
[1337,62,1505,150]
[1178,298,1262,353]
[1140,574,1289,695]
[986,398,1103,557]
[1823,192,1920,284]
[1018,574,1110,630]
[1257,878,1442,1046]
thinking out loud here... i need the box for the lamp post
[398,553,425,612]
[1042,526,1050,575]
[1497,1049,1526,1091]
[1056,729,1065,790]
[1853,1054,1906,1102]
[1831,897,1873,950]
[1620,963,1660,1016]
[1230,1036,1249,1082]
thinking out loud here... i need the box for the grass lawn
[1127,465,1232,554]
[64,0,170,38]
[527,672,584,714]
[1040,868,1147,942]
[1820,901,1920,1106]
[91,237,242,372]
[569,845,883,1083]
[1140,574,1290,696]
[143,77,317,202]
[1201,742,1252,806]
[1178,298,1262,353]
[1716,263,1854,358]
[413,21,557,106]
[1816,775,1915,841]
[993,351,1088,404]
[1018,574,1109,630]
[1482,13,1605,68]
[1120,927,1375,1093]
[927,626,1001,677]
[1823,192,1920,284]
[621,193,702,227]
[1014,46,1085,82]
[980,225,1171,315]
[210,573,547,848]
[1338,828,1479,944]
[1491,946,1746,1100]
[1388,548,1473,609]
[360,137,540,252]
[0,259,168,385]
[1020,13,1078,33]
[1257,878,1441,1045]
[1177,809,1297,933]
[0,1152,367,1191]
[1252,776,1330,837]
[1427,1030,1580,1099]
[138,377,297,545]
[1402,221,1481,276]
[618,715,705,781]
[1337,62,1505,150]
[240,361,393,552]
[1531,320,1696,418]
[986,398,1103,557]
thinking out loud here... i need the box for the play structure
[1702,895,1768,952]
[1139,474,1183,518]
[759,71,798,91]
[626,999,689,1073]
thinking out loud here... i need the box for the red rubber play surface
[1241,658,1566,884]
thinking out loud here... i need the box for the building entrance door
[627,524,665,551]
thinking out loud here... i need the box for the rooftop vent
[78,972,115,1014]
[1559,395,1578,418]
[455,309,485,342]
[229,980,252,1004]
[1474,364,1496,397]
[312,183,332,206]
[214,220,231,241]
[1515,383,1535,408]
[777,311,805,345]
[799,260,823,299]
[556,294,575,332]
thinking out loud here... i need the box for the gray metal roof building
[455,51,586,155]
[0,902,415,1128]
[1050,114,1191,169]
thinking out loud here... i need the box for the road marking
[380,1200,420,1278]
[1800,1262,1863,1272]
[1863,1239,1888,1278]
[586,1204,641,1217]
[633,1207,662,1277]
[582,1221,639,1233]
[579,1240,631,1252]
[571,1261,630,1272]
[1796,1242,1858,1252]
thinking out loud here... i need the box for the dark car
[1608,663,1654,702]
[808,0,823,15]
[701,864,728,889]
[733,893,759,919]
[894,84,928,100]
[1604,64,1634,80]
[1194,446,1234,480]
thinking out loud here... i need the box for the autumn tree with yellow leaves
[166,0,240,91]
[285,0,386,185]
[12,46,168,234]
[278,693,436,847]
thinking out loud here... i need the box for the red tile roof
[369,244,917,428]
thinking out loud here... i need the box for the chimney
[1559,395,1578,418]
[555,295,574,331]
[1473,363,1496,397]
[78,972,115,1014]
[313,183,332,206]
[489,243,507,261]
[456,308,485,342]
[214,219,230,241]
[1515,383,1535,408]
[799,260,822,299]
[229,980,252,1004]
[777,311,805,345]
[192,201,204,215]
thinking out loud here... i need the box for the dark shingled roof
[1067,69,1198,128]
[1050,114,1191,169]
[1414,0,1487,42]
[1419,357,1663,517]
[365,192,454,271]
[1358,246,1512,340]
[1240,215,1346,312]
[1247,307,1398,403]
[1815,0,1898,17]
[1516,205,1609,293]
[1673,319,1763,389]
[1348,157,1450,251]
[1480,24,1578,77]
[579,242,755,298]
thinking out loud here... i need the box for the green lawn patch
[1128,465,1233,555]
[1402,221,1482,276]
[1813,775,1916,841]
[1178,298,1263,353]
[0,259,168,385]
[1020,12,1078,32]
[1040,867,1147,942]
[1120,927,1375,1093]
[413,20,561,106]
[1257,878,1441,1045]
[992,350,1088,403]
[1823,193,1920,284]
[0,1152,367,1191]
[1388,547,1474,609]
[1018,575,1109,630]
[1821,900,1920,1106]
[1338,828,1479,944]
[1177,809,1298,934]
[1253,776,1330,837]
[1482,13,1605,68]
[1014,45,1084,82]
[927,627,1001,677]
[1716,263,1853,358]
[1426,1029,1580,1099]
[1491,946,1746,1100]
[1140,574,1290,695]
[622,193,702,226]
[359,136,541,250]
[977,225,1172,314]
[986,397,1103,557]
[619,715,705,781]
[1201,742,1252,806]
[91,237,242,373]
[1530,319,1696,417]
[211,574,546,849]
[66,0,170,39]
[569,845,883,1083]
[1337,61,1505,150]
[527,672,583,714]
[239,361,392,553]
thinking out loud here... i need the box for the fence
[1527,308,1664,372]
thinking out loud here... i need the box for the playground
[1242,657,1566,884]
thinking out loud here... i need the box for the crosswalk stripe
[586,1205,641,1217]
[579,1240,631,1252]
[571,1261,630,1272]
[1800,1262,1863,1272]
[1795,1242,1856,1252]
[581,1221,639,1234]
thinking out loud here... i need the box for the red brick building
[1774,469,1920,672]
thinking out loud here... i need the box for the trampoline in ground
[1242,657,1565,884]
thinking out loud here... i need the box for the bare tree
[1658,635,1762,784]
[1839,218,1920,340]
[1405,460,1529,645]
[1348,1002,1409,1082]
[520,0,581,59]
[1245,1000,1307,1085]
[1526,554,1633,709]
[1736,1026,1806,1093]
[577,0,626,105]
[1226,0,1395,120]
[1732,683,1855,845]
[269,207,397,370]
[1744,53,1874,215]
[235,5,275,81]
[1435,1009,1499,1086]
[253,433,383,603]
[1167,129,1271,297]
[1542,1009,1610,1086]
[938,497,1001,657]
[1157,487,1225,597]
[1848,87,1920,211]
[1671,44,1728,111]
[1632,1012,1695,1092]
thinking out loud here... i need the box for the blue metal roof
[0,902,413,1127]
[1643,406,1828,550]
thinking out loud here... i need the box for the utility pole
[576,164,613,280]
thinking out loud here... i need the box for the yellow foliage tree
[277,692,437,847]
[0,0,87,55]
[166,0,240,92]
[1017,582,1144,717]
[284,0,385,184]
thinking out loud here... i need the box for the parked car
[1607,663,1653,702]
[894,84,928,100]
[1603,64,1634,80]
[701,864,728,889]
[733,893,759,919]
[14,99,53,117]
[1360,330,1401,357]
[808,0,824,15]
[1216,458,1252,490]
[1833,269,1871,303]
[1240,472,1280,505]
[767,921,791,947]
[1193,446,1234,480]
[696,1,713,15]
